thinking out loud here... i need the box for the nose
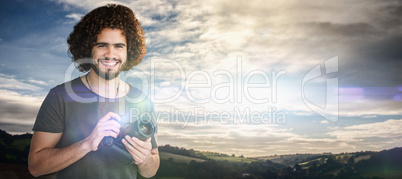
[104,46,117,59]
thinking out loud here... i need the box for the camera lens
[132,119,154,141]
[139,120,153,136]
[118,117,155,141]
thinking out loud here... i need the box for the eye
[96,43,108,48]
[115,44,125,49]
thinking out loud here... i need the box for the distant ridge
[1,129,402,178]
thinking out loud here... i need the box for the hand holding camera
[98,113,156,165]
[122,135,153,165]
[85,112,121,151]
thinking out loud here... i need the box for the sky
[0,0,401,157]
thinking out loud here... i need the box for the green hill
[197,151,258,163]
[158,144,258,163]
[159,152,205,163]
[1,129,402,178]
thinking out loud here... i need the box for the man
[28,4,159,178]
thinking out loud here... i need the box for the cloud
[0,73,42,91]
[362,115,377,118]
[157,121,360,156]
[65,13,83,23]
[27,79,48,86]
[329,119,402,141]
[339,99,402,116]
[157,122,297,155]
[0,89,45,133]
[0,74,46,133]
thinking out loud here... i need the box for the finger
[98,113,112,122]
[108,130,119,138]
[96,123,120,139]
[103,119,121,129]
[108,112,121,121]
[122,138,151,164]
[124,135,137,146]
[129,137,149,145]
[111,119,122,127]
[125,136,148,152]
[145,138,151,143]
[131,137,152,149]
[122,139,141,160]
[99,119,121,136]
[122,138,136,153]
[127,136,152,154]
[101,130,119,138]
[100,124,120,135]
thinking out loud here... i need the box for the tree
[195,169,212,179]
[4,136,14,145]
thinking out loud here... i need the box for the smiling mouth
[98,58,121,67]
[100,61,118,66]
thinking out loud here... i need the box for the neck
[85,69,121,98]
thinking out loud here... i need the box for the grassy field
[159,150,257,163]
[159,152,205,163]
[206,155,257,163]
[197,151,258,163]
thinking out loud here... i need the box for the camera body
[99,116,155,165]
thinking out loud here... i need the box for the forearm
[28,139,91,177]
[29,113,122,177]
[137,152,160,178]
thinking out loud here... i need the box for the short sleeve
[32,88,65,133]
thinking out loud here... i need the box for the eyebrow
[95,42,126,47]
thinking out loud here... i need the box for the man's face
[91,28,127,80]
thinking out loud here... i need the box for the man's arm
[123,136,160,178]
[28,131,92,177]
[28,112,121,177]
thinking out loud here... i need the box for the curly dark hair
[67,4,146,72]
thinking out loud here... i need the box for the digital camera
[99,116,155,165]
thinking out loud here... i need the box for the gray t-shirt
[33,77,157,179]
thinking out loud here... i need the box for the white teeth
[100,61,117,66]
